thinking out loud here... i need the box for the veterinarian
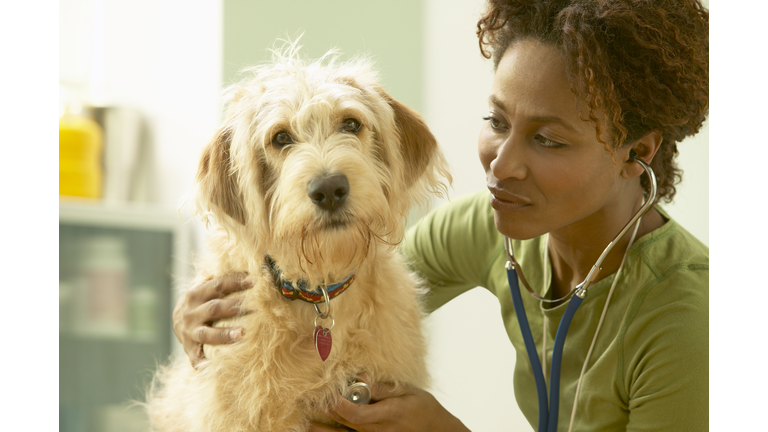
[172,0,708,430]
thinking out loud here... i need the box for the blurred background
[58,0,708,431]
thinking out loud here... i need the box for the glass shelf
[59,200,193,432]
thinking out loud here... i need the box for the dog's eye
[341,118,362,134]
[272,131,294,148]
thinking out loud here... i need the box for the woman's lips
[489,188,531,212]
[491,195,530,211]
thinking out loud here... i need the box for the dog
[145,42,452,431]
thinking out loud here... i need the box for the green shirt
[402,191,708,431]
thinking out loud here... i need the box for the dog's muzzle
[307,174,349,213]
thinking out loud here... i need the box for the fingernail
[230,328,243,341]
[242,278,253,288]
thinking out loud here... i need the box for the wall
[223,0,423,112]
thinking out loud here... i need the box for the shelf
[59,197,186,232]
[60,328,159,344]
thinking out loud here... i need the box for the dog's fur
[145,43,451,432]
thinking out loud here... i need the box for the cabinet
[59,199,193,432]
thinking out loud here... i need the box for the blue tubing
[546,294,584,432]
[507,267,549,432]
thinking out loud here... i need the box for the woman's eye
[341,118,362,133]
[482,116,504,130]
[534,134,565,149]
[271,131,294,147]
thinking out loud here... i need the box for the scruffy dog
[146,43,451,431]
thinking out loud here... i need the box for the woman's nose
[489,134,528,180]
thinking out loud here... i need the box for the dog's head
[191,43,451,284]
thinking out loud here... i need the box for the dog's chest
[207,272,426,384]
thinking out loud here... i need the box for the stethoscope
[504,153,657,432]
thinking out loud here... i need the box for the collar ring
[313,286,331,318]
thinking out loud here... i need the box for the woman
[173,0,709,430]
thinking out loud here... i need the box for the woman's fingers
[194,325,244,345]
[188,273,252,303]
[369,381,410,401]
[185,338,206,368]
[184,325,244,368]
[174,274,251,339]
[172,272,254,367]
[332,398,385,426]
[195,297,249,323]
[331,383,412,427]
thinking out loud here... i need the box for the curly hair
[477,0,709,203]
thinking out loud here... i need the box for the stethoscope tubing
[507,264,585,432]
[506,263,550,432]
[546,292,583,432]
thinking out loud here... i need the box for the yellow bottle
[59,107,103,198]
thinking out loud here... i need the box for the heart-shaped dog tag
[314,326,332,361]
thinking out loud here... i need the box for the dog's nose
[307,174,350,212]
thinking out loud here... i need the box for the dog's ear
[196,127,247,225]
[378,92,439,187]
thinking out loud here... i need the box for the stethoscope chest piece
[343,381,371,405]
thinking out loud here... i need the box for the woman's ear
[621,131,663,179]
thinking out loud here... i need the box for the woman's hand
[172,273,253,367]
[310,383,470,432]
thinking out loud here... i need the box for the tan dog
[146,42,451,431]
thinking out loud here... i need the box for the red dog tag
[313,325,332,361]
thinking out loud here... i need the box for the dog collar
[263,254,356,303]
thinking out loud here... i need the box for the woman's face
[478,39,633,240]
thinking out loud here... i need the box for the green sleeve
[400,191,500,313]
[622,267,709,431]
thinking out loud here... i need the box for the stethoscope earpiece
[628,150,638,163]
